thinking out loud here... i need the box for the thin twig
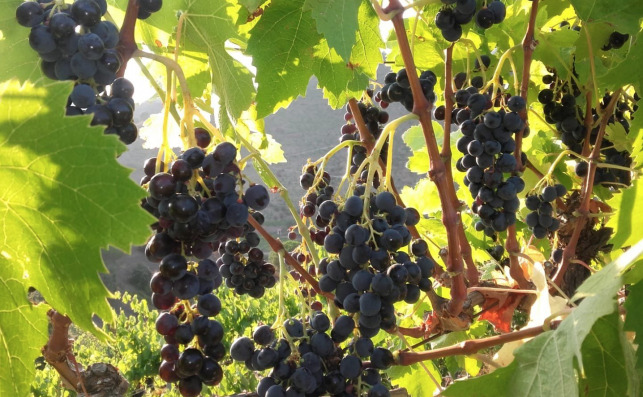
[247,215,334,300]
[396,320,561,365]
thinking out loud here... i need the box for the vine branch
[442,44,479,286]
[396,320,561,365]
[247,215,334,300]
[505,0,540,291]
[553,89,622,287]
[116,0,139,77]
[384,0,467,316]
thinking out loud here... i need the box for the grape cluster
[153,254,226,397]
[298,164,335,245]
[539,87,585,154]
[455,95,527,236]
[67,77,138,144]
[314,190,433,333]
[524,184,566,239]
[435,0,506,42]
[230,315,393,397]
[143,139,274,294]
[16,0,120,85]
[379,69,437,112]
[341,100,390,175]
[433,58,506,123]
[137,0,163,19]
[15,0,138,144]
[538,78,634,186]
[217,239,277,297]
[602,31,630,51]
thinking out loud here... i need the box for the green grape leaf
[235,105,286,165]
[387,15,447,73]
[306,0,360,62]
[0,0,43,83]
[313,39,368,109]
[122,0,255,129]
[387,362,441,397]
[533,29,578,83]
[569,0,643,34]
[578,313,635,397]
[402,125,427,152]
[528,130,574,188]
[239,0,265,12]
[598,30,643,92]
[632,107,643,169]
[443,362,519,397]
[402,122,446,176]
[606,179,643,248]
[0,80,154,336]
[624,281,643,369]
[350,0,383,79]
[400,179,441,217]
[247,0,321,118]
[444,238,643,396]
[407,150,430,175]
[605,121,633,153]
[182,2,255,128]
[573,22,612,87]
[312,1,382,108]
[0,266,49,397]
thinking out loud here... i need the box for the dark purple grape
[194,127,211,148]
[158,360,179,382]
[213,142,237,165]
[178,375,202,397]
[340,355,362,379]
[16,1,44,27]
[253,324,275,346]
[197,293,221,317]
[475,8,495,29]
[371,348,394,369]
[230,337,255,362]
[49,13,76,37]
[139,0,163,12]
[150,272,172,294]
[245,185,270,210]
[160,343,179,362]
[155,312,178,335]
[172,273,200,300]
[71,0,102,27]
[160,253,188,280]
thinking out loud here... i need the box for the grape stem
[505,0,541,291]
[116,0,140,78]
[442,44,479,286]
[347,99,409,216]
[552,89,623,287]
[459,39,488,86]
[396,319,562,366]
[247,215,334,300]
[581,91,595,156]
[514,0,539,172]
[384,0,468,316]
